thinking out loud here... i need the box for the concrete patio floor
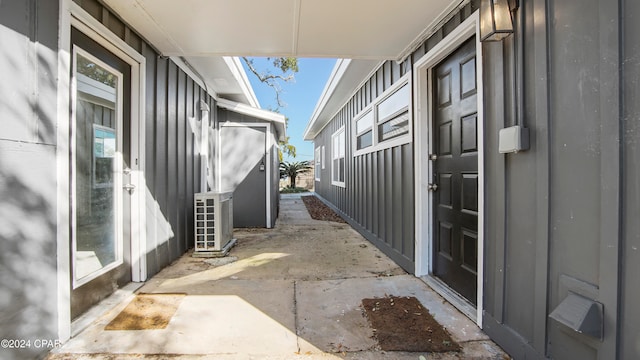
[49,193,508,360]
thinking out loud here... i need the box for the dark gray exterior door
[432,38,478,305]
[71,28,133,319]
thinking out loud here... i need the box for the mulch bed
[362,296,461,353]
[301,195,347,223]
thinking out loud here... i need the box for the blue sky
[241,57,336,163]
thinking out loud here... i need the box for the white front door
[70,27,133,319]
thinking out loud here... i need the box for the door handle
[428,183,438,192]
[123,183,136,193]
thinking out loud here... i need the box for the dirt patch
[105,293,185,330]
[301,195,347,223]
[362,296,461,353]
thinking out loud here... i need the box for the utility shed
[216,99,285,228]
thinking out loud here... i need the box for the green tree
[242,57,298,109]
[280,161,311,189]
[279,136,296,161]
[242,57,300,161]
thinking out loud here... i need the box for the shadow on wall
[0,146,59,360]
[0,14,62,359]
[0,25,58,145]
[219,126,265,192]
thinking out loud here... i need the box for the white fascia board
[303,59,381,141]
[217,98,286,141]
[303,59,350,140]
[223,57,260,108]
[396,0,471,63]
[170,56,218,100]
[102,0,183,55]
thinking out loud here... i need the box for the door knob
[428,183,438,192]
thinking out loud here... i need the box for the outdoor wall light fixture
[259,160,265,172]
[480,0,515,41]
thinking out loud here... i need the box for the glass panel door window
[72,49,124,287]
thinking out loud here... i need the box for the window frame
[352,75,412,157]
[331,125,346,188]
[314,146,321,181]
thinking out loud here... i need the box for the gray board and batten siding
[313,0,640,359]
[313,2,480,282]
[313,64,416,273]
[0,0,61,358]
[0,0,206,354]
[482,1,640,359]
[71,0,207,280]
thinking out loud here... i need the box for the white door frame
[218,122,273,228]
[56,0,147,341]
[413,11,485,326]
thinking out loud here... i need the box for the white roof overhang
[102,0,464,107]
[217,98,287,142]
[303,59,381,140]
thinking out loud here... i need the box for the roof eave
[217,98,287,142]
[303,59,382,141]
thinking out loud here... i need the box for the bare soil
[362,296,461,353]
[301,195,347,223]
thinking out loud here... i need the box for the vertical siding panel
[155,57,169,269]
[377,68,383,96]
[360,156,364,225]
[426,29,443,53]
[143,43,159,275]
[392,147,402,251]
[402,144,414,258]
[391,60,401,84]
[377,151,385,241]
[355,156,360,223]
[364,79,370,107]
[360,154,365,230]
[443,11,461,37]
[185,77,195,248]
[167,62,178,260]
[177,70,187,253]
[366,153,373,232]
[384,148,393,245]
[383,62,392,91]
[194,88,203,194]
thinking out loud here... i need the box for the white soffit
[102,0,464,110]
[102,0,460,59]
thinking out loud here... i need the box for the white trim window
[321,145,326,169]
[315,146,321,181]
[353,77,411,156]
[331,126,346,187]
